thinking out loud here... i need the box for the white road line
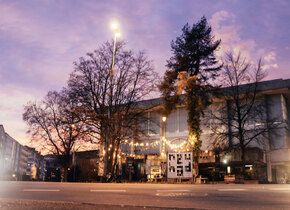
[218,189,247,191]
[90,189,126,192]
[23,189,60,192]
[269,188,290,191]
[157,190,190,192]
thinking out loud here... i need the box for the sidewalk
[0,199,192,210]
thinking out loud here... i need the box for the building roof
[134,78,290,109]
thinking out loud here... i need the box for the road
[0,181,290,209]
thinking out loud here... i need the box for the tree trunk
[63,167,68,182]
[241,146,246,176]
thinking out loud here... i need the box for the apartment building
[0,125,43,180]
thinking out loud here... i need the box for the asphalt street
[0,181,290,209]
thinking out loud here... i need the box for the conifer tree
[159,16,221,180]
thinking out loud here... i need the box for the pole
[104,33,118,181]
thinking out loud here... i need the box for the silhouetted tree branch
[67,41,159,180]
[205,52,278,175]
[23,89,92,181]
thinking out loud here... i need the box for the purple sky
[0,0,289,145]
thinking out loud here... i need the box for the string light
[128,139,187,152]
[119,137,190,155]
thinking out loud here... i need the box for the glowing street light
[111,22,120,74]
[112,23,121,37]
[162,116,167,122]
[103,22,121,180]
[161,116,167,159]
[111,23,118,30]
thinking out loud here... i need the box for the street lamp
[111,23,120,75]
[103,22,121,181]
[162,116,167,122]
[161,116,167,158]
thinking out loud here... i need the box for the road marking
[269,188,290,191]
[218,189,247,191]
[157,190,190,192]
[90,189,126,192]
[23,189,60,192]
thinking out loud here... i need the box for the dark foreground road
[0,181,290,209]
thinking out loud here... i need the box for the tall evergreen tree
[159,16,221,180]
[167,16,221,79]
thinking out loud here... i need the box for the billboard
[167,152,193,178]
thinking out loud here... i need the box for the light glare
[115,32,121,37]
[111,23,118,30]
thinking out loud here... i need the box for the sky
[0,0,289,145]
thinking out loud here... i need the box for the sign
[161,162,167,176]
[167,152,193,178]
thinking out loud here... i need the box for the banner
[167,152,193,178]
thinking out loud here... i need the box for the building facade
[119,79,290,183]
[0,125,43,181]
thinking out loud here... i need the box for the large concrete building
[0,125,44,181]
[0,125,24,180]
[119,79,290,183]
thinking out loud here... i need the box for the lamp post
[103,23,120,181]
[161,116,167,158]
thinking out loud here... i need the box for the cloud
[210,10,278,71]
[0,2,97,91]
[263,63,279,70]
[210,10,254,60]
[264,51,276,62]
[0,85,37,145]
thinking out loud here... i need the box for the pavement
[0,181,290,209]
[0,199,188,210]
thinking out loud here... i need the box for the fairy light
[120,137,189,154]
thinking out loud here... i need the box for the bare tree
[67,41,159,180]
[205,52,276,175]
[23,89,91,181]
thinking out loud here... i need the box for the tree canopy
[159,16,222,180]
[23,89,92,181]
[68,41,159,179]
[205,52,274,175]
